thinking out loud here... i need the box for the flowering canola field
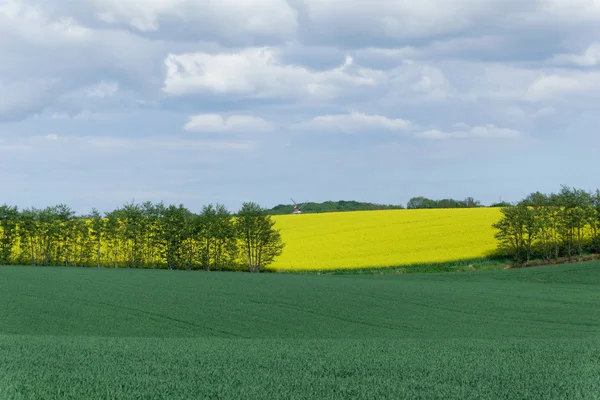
[270,208,502,271]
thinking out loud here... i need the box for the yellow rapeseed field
[270,208,502,271]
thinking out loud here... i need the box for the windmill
[290,198,306,214]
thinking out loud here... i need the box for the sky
[1,0,600,214]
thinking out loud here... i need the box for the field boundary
[507,254,600,269]
[7,255,598,275]
[268,255,511,275]
[271,253,600,275]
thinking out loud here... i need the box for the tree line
[268,200,405,214]
[493,186,600,265]
[269,197,491,214]
[0,202,284,272]
[406,196,483,209]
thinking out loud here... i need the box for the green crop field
[1,263,599,399]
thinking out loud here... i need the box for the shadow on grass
[268,253,512,275]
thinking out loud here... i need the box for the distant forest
[268,201,405,215]
[267,197,509,214]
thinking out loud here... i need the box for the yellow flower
[270,208,501,271]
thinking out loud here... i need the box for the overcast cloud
[1,0,599,213]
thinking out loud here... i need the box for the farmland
[271,208,502,271]
[1,263,599,399]
[0,205,504,272]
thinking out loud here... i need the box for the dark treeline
[0,202,283,272]
[269,197,490,214]
[268,200,405,214]
[407,196,482,209]
[494,186,600,265]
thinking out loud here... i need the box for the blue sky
[1,0,599,214]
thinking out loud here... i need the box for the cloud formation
[184,114,274,133]
[298,112,412,133]
[1,0,599,211]
[418,123,521,140]
[164,50,382,99]
[552,44,600,67]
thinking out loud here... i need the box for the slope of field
[1,264,599,399]
[271,208,502,270]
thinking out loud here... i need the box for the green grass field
[1,263,599,399]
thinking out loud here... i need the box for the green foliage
[0,204,18,264]
[493,203,538,264]
[236,202,284,272]
[407,196,438,209]
[489,201,512,207]
[159,204,192,270]
[194,204,238,271]
[88,208,104,267]
[280,256,509,275]
[407,196,482,209]
[268,200,405,215]
[493,186,600,263]
[0,201,283,271]
[0,263,599,399]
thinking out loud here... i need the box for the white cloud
[418,123,521,140]
[526,75,582,100]
[47,110,107,120]
[301,0,600,46]
[0,0,92,44]
[303,0,491,40]
[86,81,119,98]
[0,1,173,121]
[12,134,254,153]
[525,71,600,101]
[540,0,600,21]
[57,0,298,43]
[356,36,511,63]
[0,79,59,120]
[163,49,384,99]
[184,114,274,133]
[551,44,600,67]
[2,0,600,214]
[299,112,412,133]
[163,49,453,104]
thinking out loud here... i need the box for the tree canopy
[407,196,482,209]
[0,201,283,272]
[493,186,600,265]
[267,200,405,215]
[236,202,284,272]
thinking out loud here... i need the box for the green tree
[235,202,284,272]
[464,197,481,208]
[0,205,19,264]
[104,210,122,268]
[555,186,592,257]
[212,204,238,271]
[197,204,218,271]
[489,201,512,208]
[493,204,532,264]
[196,204,238,271]
[141,201,163,268]
[523,192,553,260]
[437,199,464,208]
[119,202,145,268]
[73,217,94,266]
[159,204,191,270]
[591,190,600,253]
[407,197,437,209]
[54,204,76,266]
[17,208,40,265]
[88,209,105,267]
